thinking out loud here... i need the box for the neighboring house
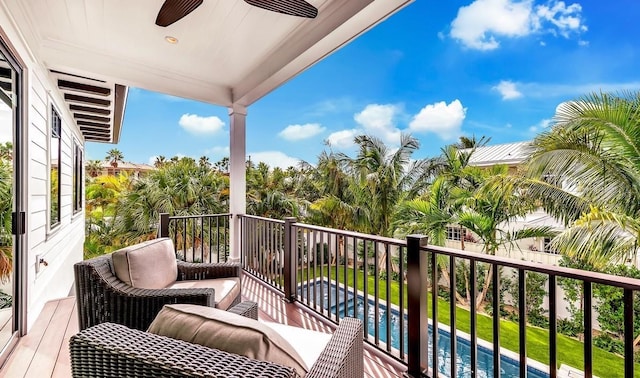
[465,140,530,173]
[448,141,564,265]
[0,0,413,365]
[100,161,155,178]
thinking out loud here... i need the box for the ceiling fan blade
[155,0,204,27]
[244,0,318,19]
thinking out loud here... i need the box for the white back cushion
[112,238,177,289]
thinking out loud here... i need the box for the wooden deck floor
[0,275,405,378]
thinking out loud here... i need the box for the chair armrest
[307,317,364,378]
[227,301,259,320]
[177,261,241,280]
[74,259,216,331]
[70,322,296,378]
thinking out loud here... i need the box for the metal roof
[464,141,532,167]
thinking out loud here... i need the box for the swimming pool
[299,280,549,378]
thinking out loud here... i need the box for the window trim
[49,106,62,229]
[446,226,462,241]
[72,140,83,214]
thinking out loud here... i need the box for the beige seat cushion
[169,278,240,310]
[260,321,332,369]
[112,238,177,289]
[148,304,308,376]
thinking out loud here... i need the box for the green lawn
[295,265,640,378]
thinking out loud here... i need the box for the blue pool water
[299,281,548,378]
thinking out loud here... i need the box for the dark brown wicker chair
[70,316,364,378]
[74,253,242,331]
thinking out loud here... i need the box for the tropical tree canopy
[86,160,103,178]
[113,157,229,243]
[525,91,640,267]
[106,149,124,167]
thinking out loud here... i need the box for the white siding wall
[26,72,84,328]
[0,8,85,330]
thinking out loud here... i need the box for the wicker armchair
[74,247,242,331]
[70,316,364,378]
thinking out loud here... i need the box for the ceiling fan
[155,0,318,27]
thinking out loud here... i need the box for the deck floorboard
[0,274,405,377]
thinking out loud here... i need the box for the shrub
[557,318,581,337]
[593,334,624,355]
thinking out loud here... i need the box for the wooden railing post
[406,234,428,378]
[283,217,297,302]
[158,213,169,238]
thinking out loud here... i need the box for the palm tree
[393,175,470,303]
[306,151,363,229]
[154,155,167,168]
[86,160,103,178]
[462,168,555,307]
[341,134,427,270]
[199,156,211,169]
[246,162,304,219]
[349,134,426,237]
[84,172,133,253]
[114,159,229,244]
[525,91,640,267]
[454,135,491,149]
[106,149,124,168]
[213,157,229,173]
[394,141,554,308]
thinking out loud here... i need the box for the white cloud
[179,114,225,135]
[205,146,230,156]
[278,123,326,141]
[408,100,467,140]
[493,80,523,100]
[535,1,587,37]
[450,0,533,50]
[354,104,402,144]
[148,155,158,165]
[249,151,300,170]
[528,118,552,135]
[326,129,359,149]
[450,0,587,50]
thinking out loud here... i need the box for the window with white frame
[446,226,462,241]
[50,107,61,227]
[73,141,83,214]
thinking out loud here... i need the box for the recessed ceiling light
[165,36,178,44]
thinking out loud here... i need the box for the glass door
[0,41,21,362]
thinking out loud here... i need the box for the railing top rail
[238,214,286,224]
[167,213,232,220]
[423,243,640,290]
[293,222,406,245]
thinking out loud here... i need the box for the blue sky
[87,0,640,169]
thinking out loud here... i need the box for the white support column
[228,105,247,263]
